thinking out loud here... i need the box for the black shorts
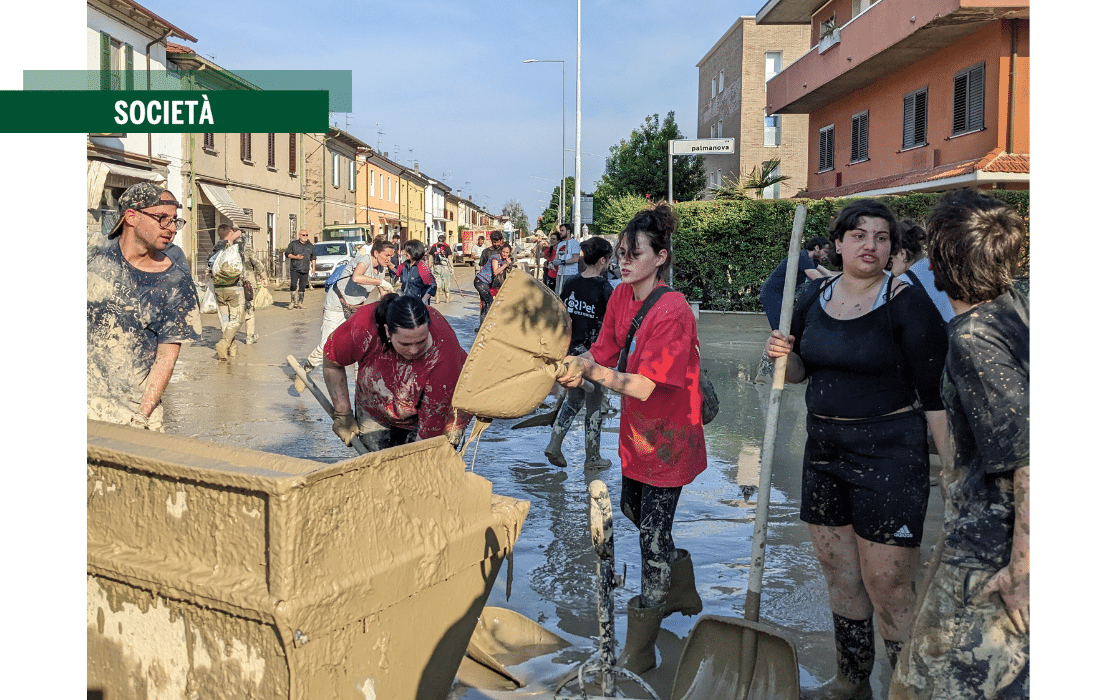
[800,410,930,547]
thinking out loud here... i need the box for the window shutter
[913,90,927,145]
[99,33,111,90]
[124,44,134,90]
[819,126,834,171]
[967,64,985,132]
[203,133,214,149]
[268,133,275,167]
[952,74,968,134]
[902,93,915,148]
[288,134,297,174]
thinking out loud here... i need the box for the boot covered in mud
[289,292,298,308]
[616,595,664,675]
[544,429,567,468]
[297,291,306,308]
[663,548,703,618]
[215,339,229,361]
[803,613,874,700]
[583,435,611,470]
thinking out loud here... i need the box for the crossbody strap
[617,285,673,373]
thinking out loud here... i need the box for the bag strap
[617,285,673,373]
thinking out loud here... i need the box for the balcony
[760,0,1029,115]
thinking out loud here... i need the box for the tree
[501,199,530,233]
[538,177,577,231]
[595,112,707,204]
[711,158,791,200]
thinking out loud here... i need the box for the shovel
[286,355,369,456]
[670,204,808,700]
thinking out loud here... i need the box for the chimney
[414,163,420,174]
[384,152,389,158]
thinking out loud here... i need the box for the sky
[127,0,766,227]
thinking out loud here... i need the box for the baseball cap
[108,182,178,238]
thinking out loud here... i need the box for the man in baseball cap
[88,181,200,430]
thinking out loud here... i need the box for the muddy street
[161,266,944,699]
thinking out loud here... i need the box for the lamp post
[522,59,565,228]
[574,0,582,242]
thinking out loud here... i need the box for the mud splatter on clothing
[87,238,200,424]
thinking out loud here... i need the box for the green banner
[0,90,329,133]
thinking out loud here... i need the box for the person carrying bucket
[766,199,949,699]
[557,202,707,674]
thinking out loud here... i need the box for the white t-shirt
[556,238,581,277]
[324,249,383,312]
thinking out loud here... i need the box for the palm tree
[711,159,791,200]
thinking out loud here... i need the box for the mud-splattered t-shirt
[87,238,201,421]
[589,283,707,487]
[941,288,1029,571]
[324,304,472,442]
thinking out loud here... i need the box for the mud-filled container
[86,419,529,700]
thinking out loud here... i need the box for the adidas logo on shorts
[894,525,913,538]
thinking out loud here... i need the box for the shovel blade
[671,615,800,700]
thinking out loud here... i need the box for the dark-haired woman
[557,202,707,674]
[766,199,949,700]
[891,219,954,323]
[323,294,471,452]
[394,239,437,304]
[473,242,512,329]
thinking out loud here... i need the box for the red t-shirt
[589,283,707,487]
[324,304,472,443]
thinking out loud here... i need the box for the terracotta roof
[166,41,194,54]
[799,149,1029,199]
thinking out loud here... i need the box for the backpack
[210,242,243,286]
[325,263,348,293]
[431,244,447,266]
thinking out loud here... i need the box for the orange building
[759,0,1029,198]
[358,151,403,241]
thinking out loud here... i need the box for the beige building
[444,194,460,243]
[398,165,429,243]
[303,127,369,237]
[697,16,811,199]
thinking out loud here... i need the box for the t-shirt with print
[324,304,472,444]
[87,238,201,422]
[940,288,1029,572]
[429,243,452,266]
[556,238,581,277]
[589,283,707,487]
[560,275,614,355]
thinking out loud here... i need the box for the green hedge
[599,191,1030,311]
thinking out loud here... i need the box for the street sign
[669,138,735,155]
[580,195,593,224]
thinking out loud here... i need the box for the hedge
[598,191,1030,312]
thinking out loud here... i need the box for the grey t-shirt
[323,250,383,312]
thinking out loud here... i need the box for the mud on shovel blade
[286,355,369,455]
[671,206,806,700]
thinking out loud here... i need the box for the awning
[100,161,167,189]
[197,181,261,230]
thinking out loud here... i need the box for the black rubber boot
[616,596,664,675]
[663,548,703,618]
[543,429,567,468]
[802,614,874,700]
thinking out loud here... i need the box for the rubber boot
[290,292,298,308]
[227,340,238,357]
[803,614,874,700]
[298,290,305,309]
[215,339,229,361]
[663,549,703,618]
[616,596,664,675]
[583,434,611,470]
[544,430,567,468]
[293,360,314,394]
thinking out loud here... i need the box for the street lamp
[523,58,565,228]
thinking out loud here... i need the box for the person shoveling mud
[556,202,708,674]
[322,294,471,451]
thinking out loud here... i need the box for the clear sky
[132,0,765,227]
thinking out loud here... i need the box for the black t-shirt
[286,239,315,273]
[559,275,614,354]
[941,288,1029,571]
[429,243,452,265]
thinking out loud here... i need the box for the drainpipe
[145,31,170,167]
[1006,19,1018,154]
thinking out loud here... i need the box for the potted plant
[819,17,840,52]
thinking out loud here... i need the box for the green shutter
[124,44,134,90]
[99,32,111,90]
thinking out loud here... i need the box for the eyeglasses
[134,209,186,231]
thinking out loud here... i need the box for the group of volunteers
[88,181,1027,700]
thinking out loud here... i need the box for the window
[764,115,782,146]
[765,51,782,82]
[348,159,356,192]
[267,212,275,251]
[719,71,725,92]
[370,169,375,196]
[852,0,876,17]
[240,133,252,162]
[289,213,297,239]
[288,134,297,174]
[99,32,133,90]
[387,176,392,202]
[717,120,723,138]
[850,110,869,163]
[902,87,928,149]
[267,133,276,168]
[710,124,717,138]
[711,77,716,98]
[818,125,835,172]
[203,133,215,149]
[952,63,985,135]
[332,153,340,188]
[763,162,781,200]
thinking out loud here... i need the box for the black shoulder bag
[617,286,719,425]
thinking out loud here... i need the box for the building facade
[759,0,1029,198]
[359,152,402,241]
[303,127,368,236]
[697,16,811,199]
[398,165,429,243]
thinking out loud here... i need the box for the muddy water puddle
[162,300,941,699]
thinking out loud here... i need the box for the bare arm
[351,262,386,287]
[925,409,951,471]
[323,357,353,415]
[982,464,1030,635]
[138,343,181,417]
[557,352,657,401]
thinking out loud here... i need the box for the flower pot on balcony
[819,28,841,53]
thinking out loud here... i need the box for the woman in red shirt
[557,202,707,673]
[542,232,559,288]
